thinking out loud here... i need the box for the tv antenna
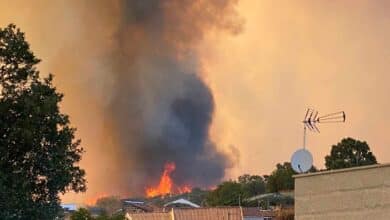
[291,109,346,173]
[302,109,346,148]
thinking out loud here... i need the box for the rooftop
[294,163,390,179]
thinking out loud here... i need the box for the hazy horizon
[1,0,390,203]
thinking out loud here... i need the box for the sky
[1,0,390,203]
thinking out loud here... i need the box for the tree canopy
[265,162,295,193]
[206,174,265,206]
[0,24,86,219]
[70,208,125,220]
[238,174,266,198]
[71,208,94,220]
[95,196,122,217]
[325,137,377,170]
[206,181,242,206]
[265,162,317,193]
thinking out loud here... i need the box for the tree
[95,196,122,216]
[187,187,209,206]
[238,174,266,198]
[206,181,243,206]
[0,24,86,219]
[325,137,377,170]
[206,175,266,207]
[266,162,317,193]
[71,208,93,220]
[266,162,295,193]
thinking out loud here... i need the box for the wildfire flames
[145,162,191,197]
[84,192,109,206]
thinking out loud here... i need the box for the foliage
[0,24,86,219]
[95,196,122,216]
[259,193,294,209]
[71,208,94,220]
[265,162,317,192]
[206,181,243,206]
[206,174,266,206]
[188,188,209,206]
[71,208,125,220]
[238,174,266,198]
[325,137,377,170]
[265,162,296,193]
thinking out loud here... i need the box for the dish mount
[291,109,346,173]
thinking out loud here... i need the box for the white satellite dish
[291,148,313,173]
[290,109,345,174]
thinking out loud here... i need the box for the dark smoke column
[105,0,242,194]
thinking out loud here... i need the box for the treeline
[0,23,380,220]
[70,140,378,217]
[206,137,378,207]
[205,163,298,207]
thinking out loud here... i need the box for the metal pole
[303,126,306,149]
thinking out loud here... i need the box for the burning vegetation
[96,0,242,197]
[52,0,242,202]
[145,162,191,198]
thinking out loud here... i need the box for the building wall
[294,164,390,220]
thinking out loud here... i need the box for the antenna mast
[302,109,346,148]
[292,108,346,174]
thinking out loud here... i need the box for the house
[123,200,158,213]
[164,198,200,209]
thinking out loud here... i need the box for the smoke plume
[0,0,242,199]
[99,0,242,194]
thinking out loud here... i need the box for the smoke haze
[1,0,242,201]
[107,1,242,192]
[2,0,390,204]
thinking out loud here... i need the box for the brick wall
[294,164,390,220]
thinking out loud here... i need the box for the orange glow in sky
[1,0,390,203]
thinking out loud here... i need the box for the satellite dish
[291,148,313,173]
[291,109,345,174]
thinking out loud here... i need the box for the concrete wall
[294,164,390,220]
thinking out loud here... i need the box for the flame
[145,162,192,197]
[84,192,109,206]
[178,185,191,194]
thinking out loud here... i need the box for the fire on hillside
[145,162,191,197]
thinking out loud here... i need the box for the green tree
[266,162,317,193]
[238,174,266,198]
[70,208,93,220]
[325,137,377,170]
[95,196,122,216]
[266,162,295,193]
[206,175,266,207]
[187,187,209,206]
[0,24,86,219]
[206,181,243,206]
